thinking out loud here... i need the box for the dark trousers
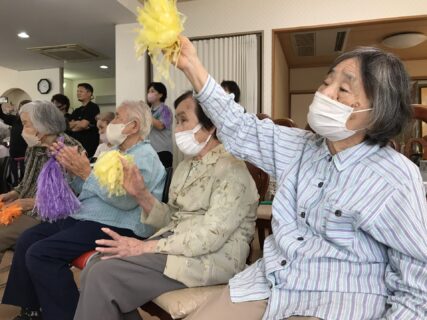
[2,217,139,320]
[157,151,173,168]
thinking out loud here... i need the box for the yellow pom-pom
[135,0,185,85]
[93,150,134,197]
[0,202,23,225]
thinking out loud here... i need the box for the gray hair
[119,100,152,139]
[19,100,66,135]
[96,111,115,123]
[331,47,412,147]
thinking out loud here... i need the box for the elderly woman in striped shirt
[175,36,427,320]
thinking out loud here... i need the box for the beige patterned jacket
[142,144,259,287]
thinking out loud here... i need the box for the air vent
[334,31,347,52]
[27,44,105,62]
[293,32,315,56]
[291,28,348,57]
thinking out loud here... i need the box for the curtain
[152,33,260,167]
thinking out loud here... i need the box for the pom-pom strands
[93,150,134,197]
[36,156,81,222]
[0,202,22,225]
[135,0,185,84]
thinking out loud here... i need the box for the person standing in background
[0,100,31,185]
[147,82,173,168]
[221,80,241,103]
[68,83,100,157]
[92,111,115,160]
[51,93,72,126]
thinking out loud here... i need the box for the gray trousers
[0,214,39,263]
[74,253,186,320]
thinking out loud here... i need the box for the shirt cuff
[193,74,217,105]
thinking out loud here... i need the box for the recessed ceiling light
[100,65,108,69]
[17,32,30,39]
[382,32,427,49]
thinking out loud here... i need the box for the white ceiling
[0,0,137,80]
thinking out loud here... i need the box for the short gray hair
[119,100,152,139]
[96,111,115,123]
[331,47,412,147]
[19,100,66,135]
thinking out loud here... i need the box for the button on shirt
[195,75,427,320]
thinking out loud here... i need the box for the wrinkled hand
[95,228,158,259]
[51,143,91,180]
[0,191,19,204]
[174,36,198,72]
[173,35,208,92]
[121,158,146,199]
[11,198,35,211]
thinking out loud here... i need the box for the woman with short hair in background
[147,82,173,168]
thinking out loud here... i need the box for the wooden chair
[404,104,427,161]
[273,118,297,128]
[245,162,269,201]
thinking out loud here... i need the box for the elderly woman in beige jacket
[74,91,259,320]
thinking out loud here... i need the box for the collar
[151,103,164,113]
[114,140,147,154]
[191,143,226,166]
[312,137,380,171]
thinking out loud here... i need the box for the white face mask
[106,121,133,146]
[307,92,372,141]
[175,124,212,156]
[21,131,41,147]
[147,92,157,104]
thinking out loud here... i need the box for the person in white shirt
[92,112,114,160]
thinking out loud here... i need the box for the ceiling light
[100,65,108,69]
[17,32,30,39]
[382,32,427,49]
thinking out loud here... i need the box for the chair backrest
[245,162,269,202]
[0,156,11,194]
[413,104,427,122]
[404,105,427,161]
[161,167,174,203]
[273,118,297,128]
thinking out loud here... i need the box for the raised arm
[175,36,310,178]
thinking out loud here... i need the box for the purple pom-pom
[36,156,81,222]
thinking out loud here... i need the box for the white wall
[64,77,116,112]
[0,66,61,105]
[116,23,147,104]
[116,0,427,116]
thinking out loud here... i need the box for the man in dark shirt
[68,83,100,157]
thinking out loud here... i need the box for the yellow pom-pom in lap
[135,0,185,84]
[93,150,134,197]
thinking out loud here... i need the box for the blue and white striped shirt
[195,75,427,320]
